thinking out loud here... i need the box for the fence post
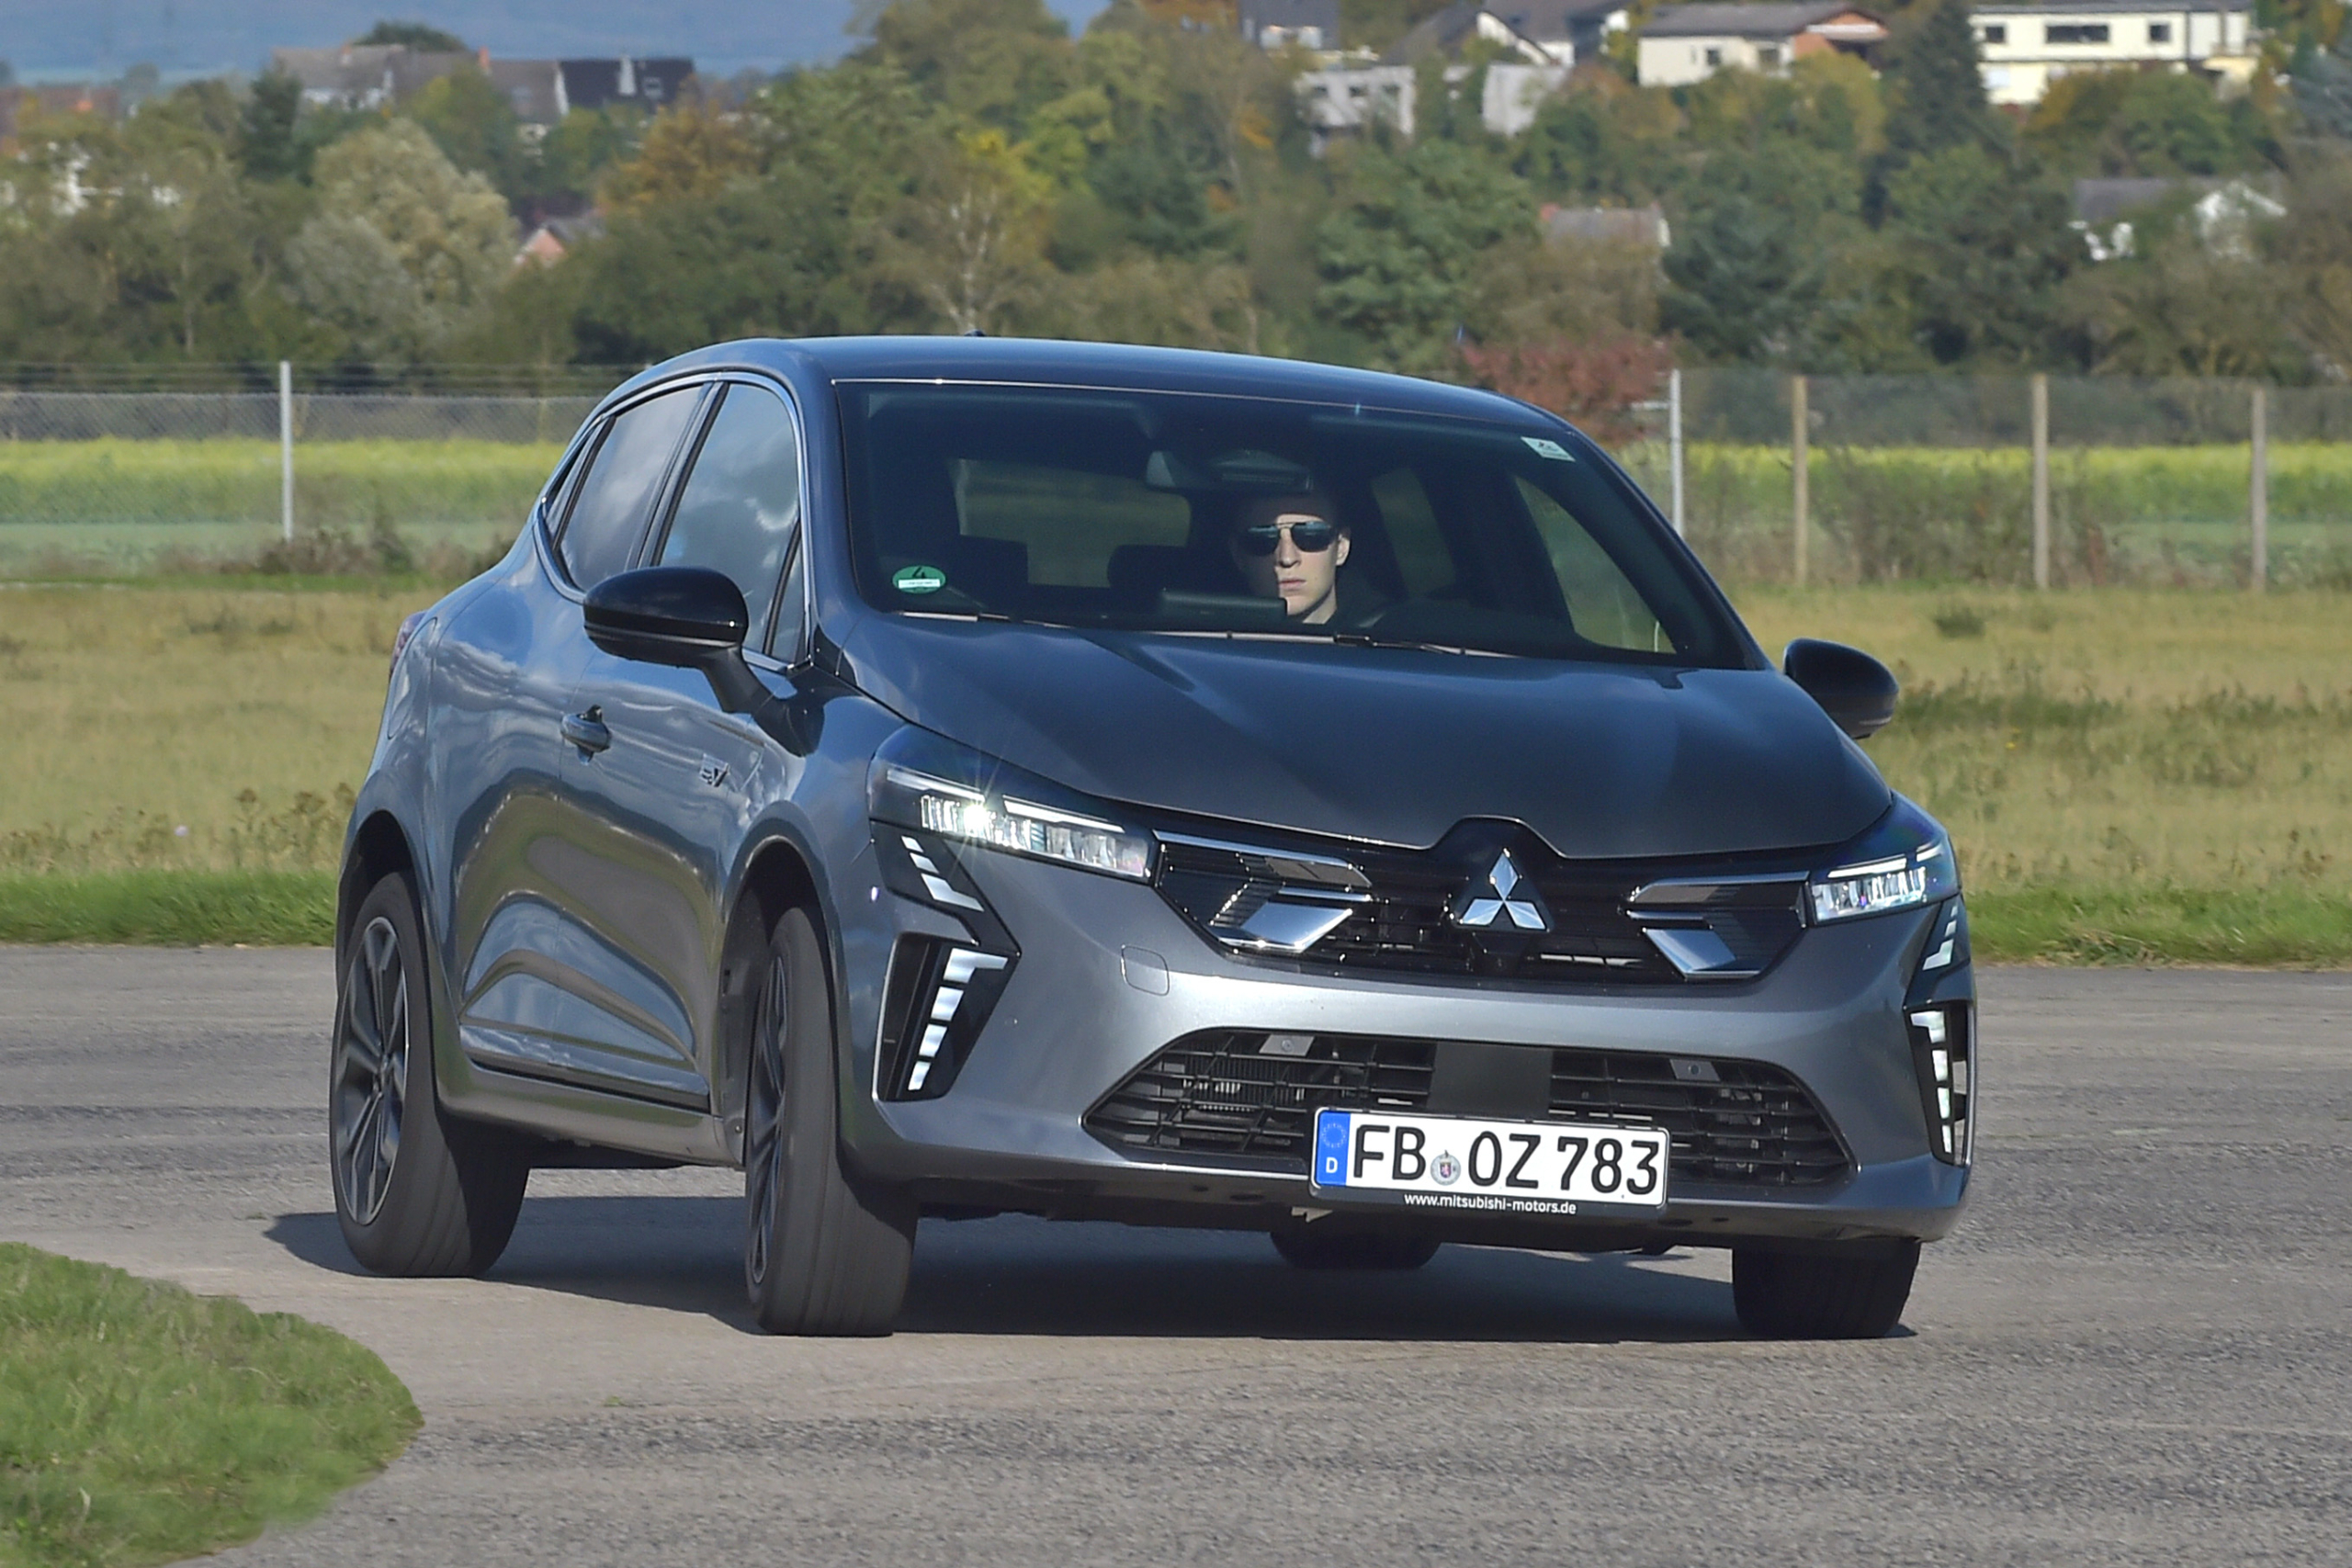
[2031,372,2050,590]
[277,360,294,545]
[1791,375,1808,586]
[1668,367,1685,537]
[2250,383,2267,592]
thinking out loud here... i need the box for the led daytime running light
[893,768,1153,880]
[1810,837,1952,923]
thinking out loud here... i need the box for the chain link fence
[1614,369,2352,588]
[0,366,2346,586]
[0,370,612,576]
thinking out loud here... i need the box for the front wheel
[1732,1242,1919,1339]
[331,873,527,1276]
[743,907,915,1335]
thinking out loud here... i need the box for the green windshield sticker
[1521,436,1574,461]
[892,564,947,595]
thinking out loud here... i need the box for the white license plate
[1309,1109,1668,1213]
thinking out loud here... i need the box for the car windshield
[838,382,1744,666]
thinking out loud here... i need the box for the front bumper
[838,840,1973,1248]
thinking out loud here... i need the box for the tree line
[4,0,2351,390]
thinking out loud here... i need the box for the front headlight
[869,728,1155,882]
[1808,797,1958,923]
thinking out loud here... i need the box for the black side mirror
[583,566,780,725]
[1783,638,1898,740]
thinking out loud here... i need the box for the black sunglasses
[1235,519,1340,556]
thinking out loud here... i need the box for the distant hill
[2,0,1111,79]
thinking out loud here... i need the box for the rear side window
[556,387,699,589]
[655,384,805,654]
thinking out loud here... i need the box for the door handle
[561,706,612,754]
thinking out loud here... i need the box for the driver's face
[1232,495,1350,623]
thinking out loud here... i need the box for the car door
[555,379,810,1113]
[440,382,711,1108]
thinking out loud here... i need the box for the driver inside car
[1230,492,1351,624]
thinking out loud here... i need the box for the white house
[1971,2,2258,106]
[1635,3,1888,87]
[1239,0,1343,51]
[1296,65,1422,143]
[1297,59,1575,143]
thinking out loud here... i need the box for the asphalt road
[3,947,2347,1566]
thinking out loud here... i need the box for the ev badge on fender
[1451,850,1550,931]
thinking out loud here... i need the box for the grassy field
[0,580,2345,963]
[1614,443,2352,586]
[0,440,556,576]
[1,1243,417,1568]
[1737,586,2352,963]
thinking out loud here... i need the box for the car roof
[624,335,1553,427]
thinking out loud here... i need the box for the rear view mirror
[582,566,748,669]
[582,566,792,740]
[1783,638,1898,740]
[1144,448,1315,494]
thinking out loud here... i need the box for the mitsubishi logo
[1451,850,1550,932]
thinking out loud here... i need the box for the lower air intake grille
[1085,1032,1434,1163]
[1087,1033,1850,1190]
[1548,1049,1849,1189]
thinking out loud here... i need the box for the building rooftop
[1972,1,2247,12]
[1641,3,1883,39]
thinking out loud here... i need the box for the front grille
[1307,860,1676,979]
[1547,1049,1849,1189]
[1153,832,1804,986]
[1085,1032,1434,1163]
[1087,1032,1850,1191]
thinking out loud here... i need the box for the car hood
[842,619,1889,859]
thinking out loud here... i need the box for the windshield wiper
[1325,630,1508,658]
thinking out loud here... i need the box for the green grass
[0,872,334,945]
[0,1244,418,1568]
[1970,886,2352,966]
[0,438,560,528]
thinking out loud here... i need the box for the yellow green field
[0,581,2345,961]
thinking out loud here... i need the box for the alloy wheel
[333,915,409,1225]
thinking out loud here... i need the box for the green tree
[859,0,1073,134]
[238,71,304,182]
[569,172,862,359]
[2267,152,2352,378]
[2064,220,2298,378]
[404,67,527,202]
[535,107,646,211]
[354,20,468,51]
[1883,0,2004,158]
[1315,140,1534,374]
[285,120,513,362]
[1513,72,1682,204]
[1881,143,2080,367]
[2029,68,2265,175]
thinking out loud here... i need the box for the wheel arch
[339,809,419,962]
[713,832,831,1147]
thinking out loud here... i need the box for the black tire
[1270,1224,1442,1271]
[743,907,915,1335]
[331,873,527,1276]
[1732,1242,1919,1339]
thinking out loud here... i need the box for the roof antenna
[962,327,987,337]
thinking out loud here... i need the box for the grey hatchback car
[331,337,1973,1337]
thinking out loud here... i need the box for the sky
[0,1,1114,81]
